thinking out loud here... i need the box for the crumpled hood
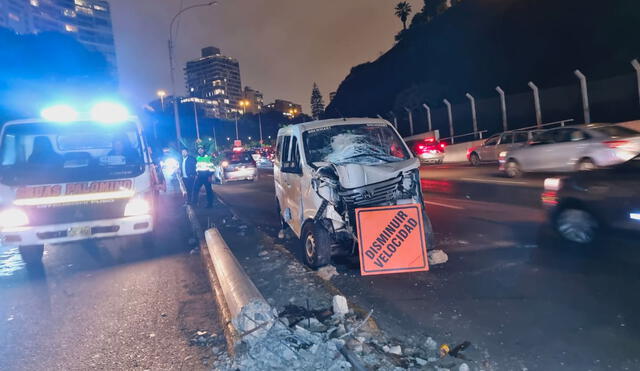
[333,158,419,189]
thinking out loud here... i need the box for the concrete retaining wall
[443,139,485,163]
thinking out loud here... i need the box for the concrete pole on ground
[496,86,508,132]
[528,82,542,128]
[443,99,454,144]
[422,103,432,132]
[631,59,640,108]
[574,70,591,124]
[403,107,414,135]
[465,93,478,139]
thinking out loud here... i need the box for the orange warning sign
[356,204,429,276]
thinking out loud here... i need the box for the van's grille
[339,176,402,208]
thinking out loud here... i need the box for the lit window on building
[30,0,39,7]
[76,6,93,15]
[8,13,20,22]
[75,0,87,5]
[214,89,225,95]
[93,5,107,11]
[224,99,230,104]
[65,24,78,32]
[64,9,76,17]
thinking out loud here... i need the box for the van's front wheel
[302,222,331,268]
[19,244,44,265]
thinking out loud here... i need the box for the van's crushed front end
[302,123,429,256]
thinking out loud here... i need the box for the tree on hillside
[310,82,325,119]
[394,2,413,30]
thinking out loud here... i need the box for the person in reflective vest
[193,146,214,207]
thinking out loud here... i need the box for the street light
[168,1,217,143]
[156,90,167,111]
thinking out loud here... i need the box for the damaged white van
[274,118,434,268]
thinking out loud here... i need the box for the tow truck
[0,102,162,264]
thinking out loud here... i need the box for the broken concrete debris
[428,249,449,265]
[317,264,339,281]
[459,363,470,371]
[332,295,349,317]
[426,336,438,350]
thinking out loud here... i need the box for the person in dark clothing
[180,149,197,205]
[108,137,139,164]
[28,136,64,167]
[192,146,214,208]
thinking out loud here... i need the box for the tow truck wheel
[302,222,331,269]
[19,245,44,265]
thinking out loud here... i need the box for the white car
[274,118,434,268]
[500,124,640,177]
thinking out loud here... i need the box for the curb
[186,205,239,355]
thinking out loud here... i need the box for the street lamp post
[192,100,200,140]
[258,111,263,144]
[168,1,217,143]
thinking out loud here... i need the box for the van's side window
[290,137,300,168]
[280,136,291,165]
[275,136,284,165]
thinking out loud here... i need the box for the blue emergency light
[41,102,130,123]
[40,104,79,122]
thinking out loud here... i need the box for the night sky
[110,0,422,113]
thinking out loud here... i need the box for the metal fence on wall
[386,59,640,143]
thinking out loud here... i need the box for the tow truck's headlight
[124,198,151,217]
[0,208,29,228]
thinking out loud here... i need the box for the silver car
[468,131,532,165]
[500,124,640,177]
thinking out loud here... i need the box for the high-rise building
[184,46,242,119]
[242,86,263,114]
[0,0,117,75]
[264,99,302,118]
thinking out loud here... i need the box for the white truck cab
[0,103,161,264]
[274,118,434,268]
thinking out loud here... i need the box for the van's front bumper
[0,214,153,246]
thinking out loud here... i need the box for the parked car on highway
[214,150,258,183]
[274,118,434,268]
[406,137,446,164]
[500,124,640,177]
[542,155,640,244]
[467,131,532,165]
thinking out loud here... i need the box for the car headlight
[124,198,151,217]
[0,208,29,228]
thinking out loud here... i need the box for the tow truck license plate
[68,226,92,237]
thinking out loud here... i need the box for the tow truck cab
[0,107,160,264]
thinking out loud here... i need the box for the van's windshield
[0,121,145,186]
[302,123,411,165]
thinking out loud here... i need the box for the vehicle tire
[577,158,597,172]
[422,209,436,250]
[504,160,522,178]
[19,245,44,265]
[469,152,480,166]
[554,208,599,244]
[302,222,332,268]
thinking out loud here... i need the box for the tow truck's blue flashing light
[631,212,640,221]
[41,105,79,122]
[90,102,130,123]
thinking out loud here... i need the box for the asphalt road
[214,167,640,370]
[0,195,222,371]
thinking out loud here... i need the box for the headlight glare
[0,208,29,229]
[124,198,151,217]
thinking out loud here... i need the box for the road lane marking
[424,200,464,210]
[460,177,530,185]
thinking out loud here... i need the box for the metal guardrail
[439,130,488,144]
[438,119,575,145]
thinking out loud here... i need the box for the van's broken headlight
[401,170,415,193]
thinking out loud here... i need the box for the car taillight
[603,140,629,149]
[439,142,446,150]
